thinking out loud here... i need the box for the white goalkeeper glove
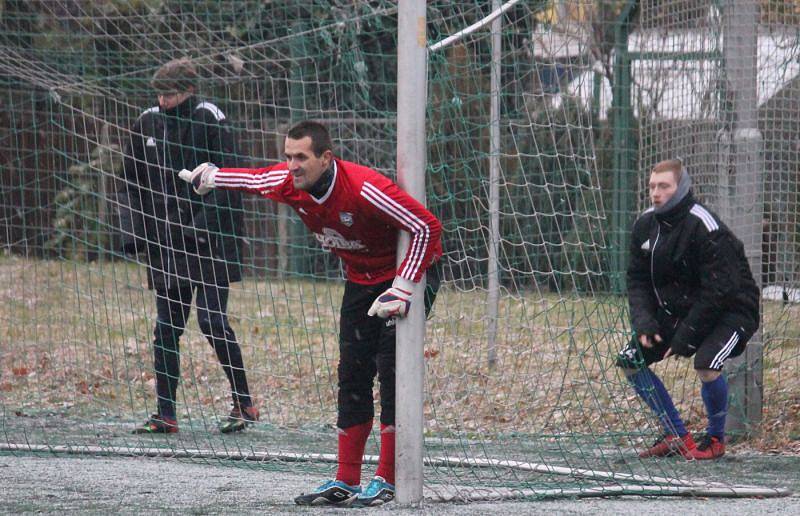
[368,277,415,319]
[178,162,218,195]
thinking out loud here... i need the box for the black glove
[669,340,697,357]
[670,322,699,357]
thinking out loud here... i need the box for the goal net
[1,0,795,501]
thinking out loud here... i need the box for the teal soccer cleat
[293,480,361,506]
[352,476,395,507]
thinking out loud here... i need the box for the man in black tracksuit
[116,58,257,434]
[617,159,759,460]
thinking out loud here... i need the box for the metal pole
[288,21,313,276]
[716,130,732,223]
[724,0,763,439]
[486,0,502,369]
[395,0,427,505]
[610,0,638,294]
[98,122,110,259]
[275,128,288,279]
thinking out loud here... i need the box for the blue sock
[701,375,728,439]
[628,368,687,437]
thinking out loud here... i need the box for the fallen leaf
[76,381,89,395]
[424,349,440,359]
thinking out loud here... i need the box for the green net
[1,0,796,502]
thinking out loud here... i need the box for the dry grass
[1,255,799,454]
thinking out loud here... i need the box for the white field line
[4,441,791,498]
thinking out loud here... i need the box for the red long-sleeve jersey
[214,159,442,285]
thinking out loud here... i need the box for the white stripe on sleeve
[195,101,226,121]
[360,181,429,280]
[690,204,719,232]
[215,169,290,190]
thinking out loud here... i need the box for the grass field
[2,255,800,497]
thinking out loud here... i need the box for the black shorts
[336,266,440,428]
[617,321,752,371]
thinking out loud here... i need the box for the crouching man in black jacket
[618,159,759,460]
[116,58,257,434]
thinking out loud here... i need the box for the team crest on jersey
[339,212,354,227]
[641,239,651,252]
[146,136,156,147]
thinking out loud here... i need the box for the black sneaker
[294,480,361,506]
[219,404,259,434]
[132,414,178,434]
[352,476,395,507]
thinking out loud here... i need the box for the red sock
[335,421,372,486]
[374,424,396,485]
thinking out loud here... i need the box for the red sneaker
[132,414,178,434]
[638,433,696,458]
[689,434,725,460]
[219,404,259,434]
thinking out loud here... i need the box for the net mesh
[1,0,797,501]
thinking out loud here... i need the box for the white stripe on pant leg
[710,332,739,370]
[713,334,739,369]
[710,333,738,370]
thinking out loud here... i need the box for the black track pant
[152,284,251,418]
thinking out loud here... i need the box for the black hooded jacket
[627,191,759,348]
[116,96,243,290]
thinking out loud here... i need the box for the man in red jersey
[179,120,442,507]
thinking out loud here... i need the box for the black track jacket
[116,96,243,290]
[627,191,759,348]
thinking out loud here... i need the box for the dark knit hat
[150,57,198,93]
